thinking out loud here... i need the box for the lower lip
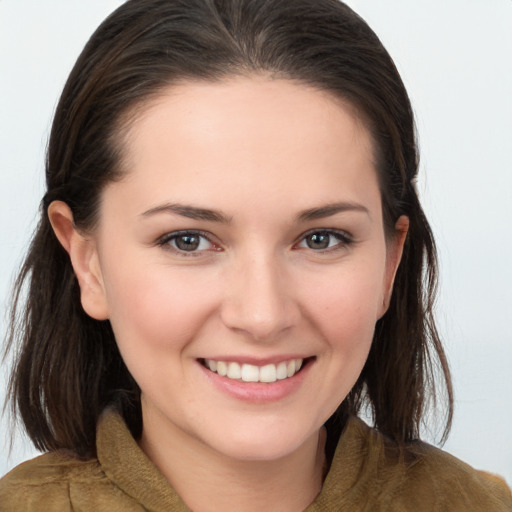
[198,360,312,403]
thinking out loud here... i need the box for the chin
[199,419,319,463]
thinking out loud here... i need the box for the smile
[202,358,304,383]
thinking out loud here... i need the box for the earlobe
[48,201,110,320]
[379,215,409,317]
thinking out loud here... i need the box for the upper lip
[198,355,313,366]
[200,354,314,366]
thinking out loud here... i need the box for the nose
[220,252,300,342]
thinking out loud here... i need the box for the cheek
[293,261,386,424]
[102,263,219,359]
[304,259,386,346]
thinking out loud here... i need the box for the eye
[158,230,217,254]
[296,230,352,251]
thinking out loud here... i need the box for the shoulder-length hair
[5,0,452,458]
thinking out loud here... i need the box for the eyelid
[294,228,354,251]
[156,229,221,256]
[155,228,353,256]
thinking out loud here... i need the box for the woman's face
[76,78,406,462]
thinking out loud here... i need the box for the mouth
[199,357,313,384]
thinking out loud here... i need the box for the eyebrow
[141,203,233,223]
[141,201,369,224]
[296,202,370,222]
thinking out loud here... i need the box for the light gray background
[1,0,511,485]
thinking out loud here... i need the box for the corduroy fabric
[1,409,511,511]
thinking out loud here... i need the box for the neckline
[96,407,371,511]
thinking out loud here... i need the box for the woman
[1,0,511,510]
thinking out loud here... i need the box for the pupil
[176,235,199,251]
[307,233,329,249]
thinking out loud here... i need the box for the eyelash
[157,230,218,257]
[295,229,353,253]
[156,229,353,256]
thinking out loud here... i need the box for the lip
[197,357,314,403]
[199,354,308,366]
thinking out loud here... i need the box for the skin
[49,77,408,512]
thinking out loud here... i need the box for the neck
[139,417,326,512]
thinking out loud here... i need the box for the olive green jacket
[1,409,511,511]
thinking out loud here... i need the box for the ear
[48,201,110,320]
[378,215,409,318]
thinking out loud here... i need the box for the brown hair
[5,0,452,458]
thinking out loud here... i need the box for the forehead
[124,77,372,157]
[107,77,380,219]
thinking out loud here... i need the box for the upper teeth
[204,358,303,383]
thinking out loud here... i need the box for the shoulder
[319,417,512,511]
[0,451,141,512]
[0,452,105,511]
[402,436,512,510]
[361,418,512,511]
